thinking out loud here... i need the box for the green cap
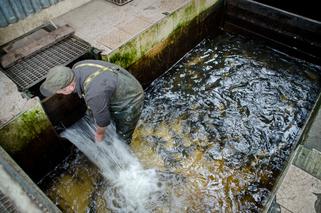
[40,65,74,97]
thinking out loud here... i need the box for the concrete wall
[0,100,72,181]
[0,100,51,154]
[0,72,37,126]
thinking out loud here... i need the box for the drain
[106,0,133,6]
[1,36,91,91]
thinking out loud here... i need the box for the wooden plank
[1,25,75,68]
[3,29,49,53]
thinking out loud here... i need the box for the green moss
[183,4,195,17]
[107,40,139,68]
[0,103,51,154]
[109,48,137,68]
[199,0,208,10]
[107,20,186,69]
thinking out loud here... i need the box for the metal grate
[106,0,133,6]
[0,190,18,213]
[1,36,90,91]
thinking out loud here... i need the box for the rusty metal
[1,36,91,91]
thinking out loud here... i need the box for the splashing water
[60,116,182,212]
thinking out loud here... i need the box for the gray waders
[74,63,144,143]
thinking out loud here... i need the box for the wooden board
[3,29,49,53]
[1,25,75,68]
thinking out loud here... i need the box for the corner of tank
[0,98,73,182]
[0,100,50,153]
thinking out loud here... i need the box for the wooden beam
[1,25,75,68]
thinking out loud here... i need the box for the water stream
[59,116,186,212]
[40,32,321,212]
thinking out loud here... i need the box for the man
[40,59,144,143]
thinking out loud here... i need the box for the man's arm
[86,94,112,143]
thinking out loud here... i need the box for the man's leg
[112,97,144,143]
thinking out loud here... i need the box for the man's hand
[95,126,106,142]
[95,132,105,142]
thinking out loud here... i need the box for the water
[131,33,321,212]
[58,116,185,212]
[40,32,321,212]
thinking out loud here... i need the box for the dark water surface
[40,33,321,212]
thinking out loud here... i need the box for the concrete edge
[102,0,222,68]
[264,91,321,212]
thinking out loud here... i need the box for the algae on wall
[0,99,69,181]
[0,101,51,154]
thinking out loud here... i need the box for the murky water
[40,33,321,212]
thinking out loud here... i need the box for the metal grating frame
[106,0,133,6]
[0,191,18,213]
[1,36,91,91]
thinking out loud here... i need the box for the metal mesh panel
[106,0,133,6]
[1,36,90,90]
[0,191,18,213]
